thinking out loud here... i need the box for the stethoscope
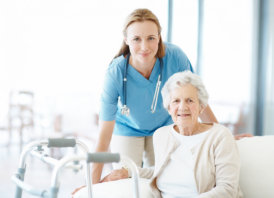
[121,53,163,116]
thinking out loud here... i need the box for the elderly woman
[72,71,243,197]
[150,71,242,198]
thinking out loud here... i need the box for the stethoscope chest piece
[121,105,130,116]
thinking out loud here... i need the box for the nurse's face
[125,20,160,65]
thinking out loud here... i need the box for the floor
[0,130,108,198]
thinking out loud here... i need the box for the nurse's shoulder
[106,55,127,80]
[162,42,192,73]
[108,55,126,70]
[164,42,189,61]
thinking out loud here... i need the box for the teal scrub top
[100,42,193,136]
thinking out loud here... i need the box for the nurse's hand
[234,133,253,140]
[100,168,129,183]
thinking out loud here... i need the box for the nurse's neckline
[128,55,157,80]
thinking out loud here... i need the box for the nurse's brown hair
[114,8,165,59]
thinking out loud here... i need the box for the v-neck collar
[127,58,161,86]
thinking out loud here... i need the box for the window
[172,0,198,70]
[172,0,254,134]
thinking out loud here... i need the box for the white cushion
[73,178,153,198]
[237,136,274,198]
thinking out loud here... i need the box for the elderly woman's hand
[100,168,129,183]
[71,185,86,196]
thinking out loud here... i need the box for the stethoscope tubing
[151,75,161,113]
[122,53,163,115]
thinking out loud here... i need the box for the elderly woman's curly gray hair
[161,71,209,110]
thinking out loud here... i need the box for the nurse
[92,8,217,184]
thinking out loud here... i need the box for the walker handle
[86,152,120,163]
[47,138,76,148]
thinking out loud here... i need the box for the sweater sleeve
[198,129,241,198]
[137,167,154,179]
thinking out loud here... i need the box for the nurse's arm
[92,120,115,184]
[199,105,218,123]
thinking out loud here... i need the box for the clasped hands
[100,167,129,182]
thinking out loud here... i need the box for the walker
[12,138,140,198]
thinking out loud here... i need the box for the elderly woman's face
[168,84,201,128]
